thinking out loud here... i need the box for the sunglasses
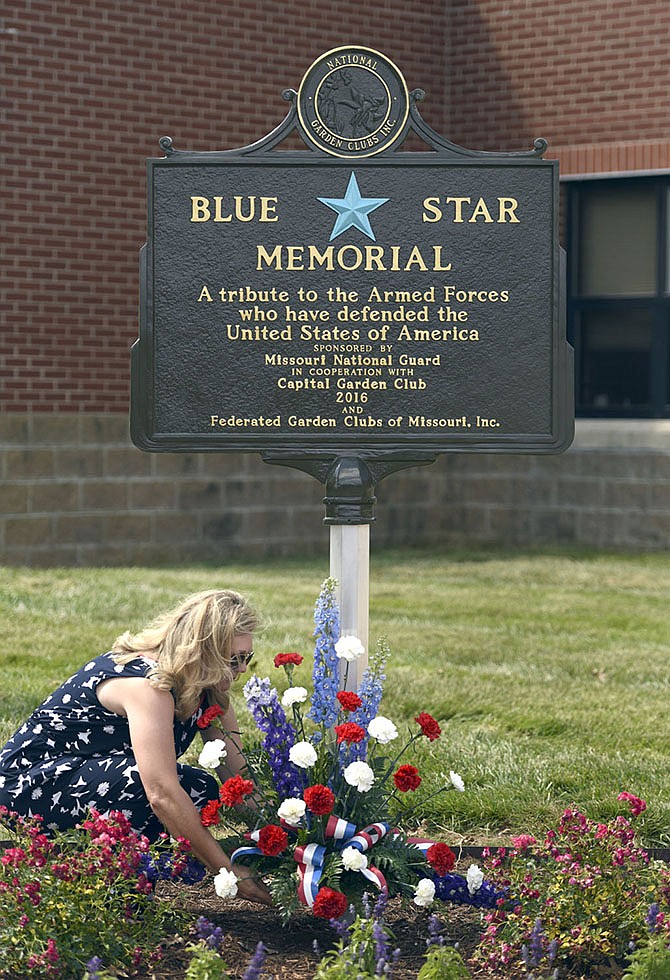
[230,651,254,672]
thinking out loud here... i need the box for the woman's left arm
[200,702,250,782]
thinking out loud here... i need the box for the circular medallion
[297,46,409,158]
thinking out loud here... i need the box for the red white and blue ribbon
[230,827,265,864]
[294,841,327,905]
[230,816,428,909]
[406,836,437,856]
[294,817,391,906]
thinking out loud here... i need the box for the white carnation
[367,715,398,744]
[198,739,227,769]
[341,846,368,871]
[281,686,308,708]
[466,863,484,895]
[450,770,465,792]
[413,878,436,907]
[277,797,306,826]
[288,740,317,768]
[213,867,238,899]
[343,760,375,792]
[334,635,365,662]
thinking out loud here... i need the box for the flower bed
[474,794,670,976]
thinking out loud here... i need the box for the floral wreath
[197,578,502,919]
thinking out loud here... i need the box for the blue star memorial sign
[317,171,389,242]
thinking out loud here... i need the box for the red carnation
[200,799,222,826]
[197,704,225,729]
[313,886,348,920]
[336,690,363,712]
[304,784,336,816]
[334,722,367,744]
[257,824,289,856]
[414,712,441,741]
[394,764,422,792]
[274,652,304,668]
[426,842,456,876]
[219,775,255,807]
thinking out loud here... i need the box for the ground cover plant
[2,547,670,976]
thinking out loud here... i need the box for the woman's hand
[233,867,274,906]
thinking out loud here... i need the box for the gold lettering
[468,198,494,223]
[190,196,211,222]
[422,197,442,222]
[190,195,278,223]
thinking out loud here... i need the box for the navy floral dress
[0,652,218,839]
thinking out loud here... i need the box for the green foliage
[184,944,232,980]
[313,896,396,979]
[416,945,471,980]
[623,933,670,980]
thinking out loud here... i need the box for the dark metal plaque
[131,49,573,457]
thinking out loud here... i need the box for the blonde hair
[111,589,259,720]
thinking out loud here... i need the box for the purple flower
[432,872,506,909]
[347,639,389,761]
[244,675,304,799]
[137,852,205,885]
[242,941,267,980]
[646,902,661,933]
[195,916,225,951]
[85,957,104,980]
[522,918,548,969]
[427,914,445,947]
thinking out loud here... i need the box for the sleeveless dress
[0,652,219,839]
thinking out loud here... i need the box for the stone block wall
[2,416,669,566]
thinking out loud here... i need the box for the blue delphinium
[347,637,389,761]
[308,577,341,729]
[244,675,304,799]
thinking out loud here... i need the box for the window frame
[566,175,670,418]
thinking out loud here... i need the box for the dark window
[567,176,670,417]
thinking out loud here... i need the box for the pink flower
[510,834,536,852]
[617,791,647,817]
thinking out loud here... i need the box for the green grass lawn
[2,547,669,847]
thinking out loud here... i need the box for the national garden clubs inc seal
[297,46,409,158]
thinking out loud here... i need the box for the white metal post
[329,523,370,691]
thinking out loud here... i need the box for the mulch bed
[136,865,630,979]
[139,875,487,979]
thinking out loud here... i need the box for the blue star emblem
[317,172,389,242]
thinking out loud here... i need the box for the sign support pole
[329,523,370,692]
[322,455,375,691]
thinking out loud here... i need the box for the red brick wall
[447,0,670,156]
[2,0,448,413]
[6,1,669,414]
